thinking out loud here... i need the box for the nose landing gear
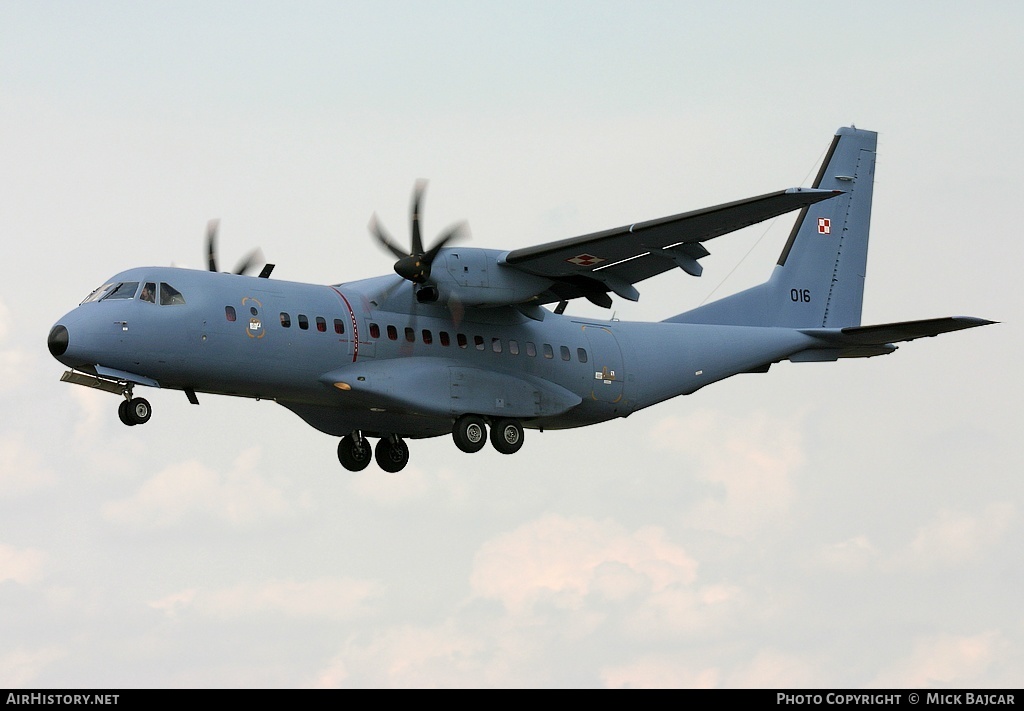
[375,436,410,473]
[337,433,372,471]
[117,395,152,426]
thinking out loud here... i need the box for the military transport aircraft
[48,127,993,472]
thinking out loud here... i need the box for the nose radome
[48,325,69,358]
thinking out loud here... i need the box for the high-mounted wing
[502,187,840,307]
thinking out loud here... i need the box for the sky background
[1,0,1021,688]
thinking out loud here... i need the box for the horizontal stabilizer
[802,316,996,346]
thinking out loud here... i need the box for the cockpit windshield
[80,283,115,304]
[79,280,186,305]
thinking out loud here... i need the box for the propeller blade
[206,219,220,272]
[410,179,427,256]
[369,214,409,261]
[232,247,265,276]
[423,221,467,263]
[370,180,470,286]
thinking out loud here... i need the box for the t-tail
[667,126,995,355]
[671,126,875,328]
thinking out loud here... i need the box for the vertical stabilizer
[669,127,877,328]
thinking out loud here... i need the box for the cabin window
[159,283,185,305]
[526,342,537,357]
[422,329,433,345]
[491,338,502,353]
[141,283,157,304]
[577,348,588,363]
[369,323,380,339]
[280,312,291,327]
[334,319,345,334]
[440,331,450,347]
[298,314,309,330]
[509,340,520,355]
[474,335,485,351]
[316,316,327,332]
[560,346,571,361]
[405,327,415,342]
[543,344,554,359]
[457,333,468,349]
[103,282,139,301]
[225,306,236,322]
[387,325,398,340]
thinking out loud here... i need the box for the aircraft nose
[48,324,69,358]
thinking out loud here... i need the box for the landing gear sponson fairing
[48,128,994,472]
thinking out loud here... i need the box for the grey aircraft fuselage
[53,265,814,438]
[48,127,993,471]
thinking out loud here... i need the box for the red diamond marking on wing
[566,253,604,267]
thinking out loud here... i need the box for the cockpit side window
[140,282,157,303]
[159,283,186,305]
[101,282,139,301]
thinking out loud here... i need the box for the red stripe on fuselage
[330,287,360,362]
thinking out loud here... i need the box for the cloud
[470,515,698,615]
[314,620,500,688]
[602,656,719,688]
[871,631,1006,688]
[0,298,31,392]
[0,433,56,496]
[150,577,381,622]
[102,448,293,527]
[0,543,46,585]
[0,647,67,687]
[816,535,879,574]
[899,503,1015,568]
[650,411,805,536]
[725,649,818,688]
[0,349,31,393]
[347,463,433,505]
[0,299,11,341]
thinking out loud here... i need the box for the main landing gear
[453,414,524,455]
[335,416,527,473]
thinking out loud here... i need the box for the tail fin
[669,127,877,328]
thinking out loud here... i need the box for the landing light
[334,382,352,391]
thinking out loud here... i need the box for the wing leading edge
[501,187,841,307]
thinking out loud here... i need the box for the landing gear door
[581,324,624,404]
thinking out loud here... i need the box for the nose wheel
[374,437,410,473]
[118,397,152,426]
[337,433,372,471]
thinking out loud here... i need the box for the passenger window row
[278,313,345,334]
[367,323,588,363]
[223,308,346,335]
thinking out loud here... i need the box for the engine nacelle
[432,248,552,307]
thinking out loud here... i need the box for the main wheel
[375,437,410,473]
[127,397,152,425]
[118,400,136,426]
[337,434,372,472]
[490,418,524,454]
[452,414,487,453]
